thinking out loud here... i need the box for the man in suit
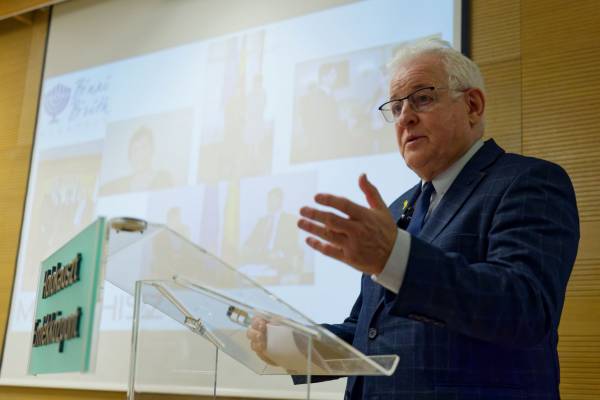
[248,38,579,399]
[241,187,304,283]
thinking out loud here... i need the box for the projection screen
[1,0,465,398]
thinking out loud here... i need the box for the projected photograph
[197,30,274,182]
[21,143,101,291]
[98,109,193,196]
[146,187,205,279]
[290,42,402,163]
[146,186,208,242]
[237,172,317,286]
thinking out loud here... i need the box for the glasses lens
[409,87,437,112]
[379,100,403,123]
[390,101,404,120]
[379,103,395,123]
[379,87,440,123]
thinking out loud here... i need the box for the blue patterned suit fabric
[320,139,579,400]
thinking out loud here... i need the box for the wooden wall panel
[471,0,522,154]
[0,1,65,20]
[559,335,600,400]
[0,19,31,149]
[478,59,522,154]
[471,0,521,63]
[0,10,46,363]
[522,48,600,221]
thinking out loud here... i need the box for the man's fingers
[246,327,262,341]
[256,351,277,366]
[359,173,387,210]
[248,317,268,349]
[298,218,349,245]
[306,237,345,260]
[299,207,356,232]
[313,193,367,219]
[250,316,267,331]
[247,317,278,366]
[250,338,266,353]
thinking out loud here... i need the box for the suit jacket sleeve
[390,161,579,347]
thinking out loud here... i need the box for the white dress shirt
[372,139,484,293]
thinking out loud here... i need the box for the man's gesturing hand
[297,173,397,275]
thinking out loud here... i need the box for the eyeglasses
[378,86,451,123]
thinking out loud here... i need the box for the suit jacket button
[368,327,378,340]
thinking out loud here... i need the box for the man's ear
[465,88,485,127]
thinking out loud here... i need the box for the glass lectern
[102,217,399,399]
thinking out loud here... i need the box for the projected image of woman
[99,126,173,195]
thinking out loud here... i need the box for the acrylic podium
[102,217,398,399]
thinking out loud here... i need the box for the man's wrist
[371,229,411,294]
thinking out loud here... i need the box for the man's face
[390,54,479,180]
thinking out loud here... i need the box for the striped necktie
[406,181,435,236]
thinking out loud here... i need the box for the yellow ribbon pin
[403,199,408,209]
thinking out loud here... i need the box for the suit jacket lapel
[389,182,421,222]
[419,139,505,243]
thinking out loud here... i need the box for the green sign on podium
[29,218,107,374]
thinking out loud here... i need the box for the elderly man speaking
[250,38,579,400]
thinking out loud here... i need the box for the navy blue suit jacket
[322,139,579,399]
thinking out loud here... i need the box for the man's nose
[395,101,418,127]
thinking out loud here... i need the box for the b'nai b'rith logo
[43,83,71,123]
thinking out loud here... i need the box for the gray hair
[389,37,485,95]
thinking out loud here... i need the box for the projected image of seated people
[149,207,195,282]
[292,62,346,163]
[291,43,400,163]
[22,149,100,291]
[240,187,304,285]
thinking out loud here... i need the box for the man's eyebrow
[390,83,433,99]
[409,83,433,91]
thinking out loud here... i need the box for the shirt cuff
[370,229,411,294]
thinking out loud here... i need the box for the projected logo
[69,77,110,123]
[43,83,72,123]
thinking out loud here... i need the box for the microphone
[396,186,422,229]
[397,205,414,229]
